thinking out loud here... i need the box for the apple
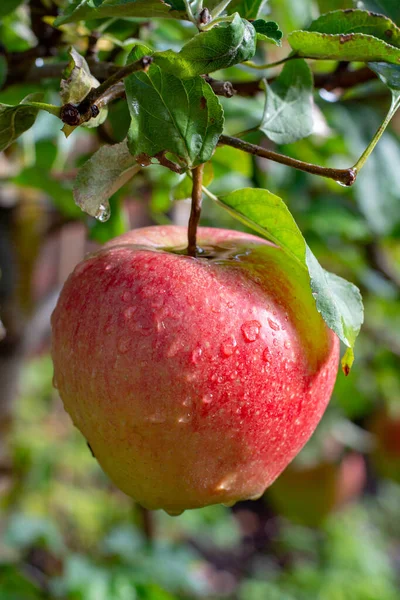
[266,452,366,527]
[368,408,400,483]
[51,225,339,515]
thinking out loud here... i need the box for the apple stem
[187,164,205,257]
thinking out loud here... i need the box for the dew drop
[249,490,264,501]
[241,320,261,342]
[273,338,278,346]
[118,338,130,354]
[123,306,137,320]
[284,340,291,349]
[178,414,192,424]
[227,301,234,309]
[222,500,237,508]
[262,348,270,362]
[74,259,92,276]
[221,335,237,357]
[121,291,132,303]
[148,413,166,424]
[202,394,213,405]
[165,508,184,517]
[268,318,280,332]
[191,346,203,364]
[95,202,111,222]
[216,473,237,492]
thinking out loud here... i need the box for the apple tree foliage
[2,0,400,373]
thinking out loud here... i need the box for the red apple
[51,226,339,514]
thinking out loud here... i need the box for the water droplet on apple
[95,202,111,222]
[216,473,237,492]
[241,320,261,342]
[123,306,137,320]
[273,338,278,346]
[268,318,280,331]
[165,508,184,517]
[262,348,270,362]
[202,394,213,404]
[191,346,202,364]
[221,335,237,357]
[249,490,264,501]
[118,338,130,354]
[227,301,234,308]
[222,500,237,507]
[148,412,166,424]
[284,340,291,349]
[74,259,92,276]
[121,291,132,303]
[52,374,58,389]
[178,414,192,424]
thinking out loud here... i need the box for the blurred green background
[1,0,400,598]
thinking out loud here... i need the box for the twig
[219,135,357,186]
[60,56,153,126]
[204,76,235,97]
[187,164,205,257]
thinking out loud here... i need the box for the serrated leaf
[125,45,224,168]
[0,93,43,152]
[214,187,363,371]
[357,0,400,25]
[288,31,400,65]
[154,14,256,78]
[260,59,313,144]
[54,0,187,26]
[253,19,283,45]
[309,9,400,47]
[74,140,140,218]
[227,0,268,19]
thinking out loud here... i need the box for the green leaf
[154,14,256,78]
[73,140,140,219]
[0,0,24,18]
[369,61,400,90]
[260,58,313,144]
[227,0,268,19]
[253,19,283,45]
[125,45,224,168]
[213,187,363,371]
[357,0,400,25]
[0,93,43,152]
[54,0,187,26]
[289,10,400,65]
[308,9,400,47]
[289,30,400,64]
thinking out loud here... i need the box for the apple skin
[51,225,339,514]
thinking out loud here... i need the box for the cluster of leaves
[2,0,400,369]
